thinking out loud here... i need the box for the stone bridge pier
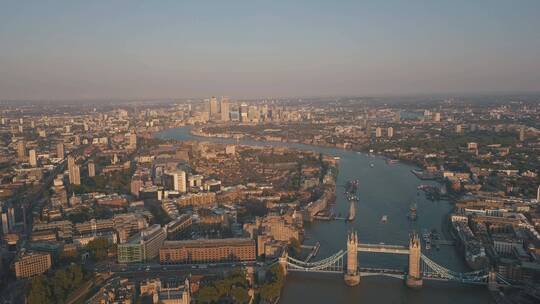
[406,233,423,288]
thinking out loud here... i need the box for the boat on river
[347,201,356,221]
[408,202,417,221]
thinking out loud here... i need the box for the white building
[163,170,187,193]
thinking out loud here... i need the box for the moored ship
[345,179,359,194]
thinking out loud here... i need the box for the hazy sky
[1,1,540,100]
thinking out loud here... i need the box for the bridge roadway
[359,267,406,279]
[357,243,410,255]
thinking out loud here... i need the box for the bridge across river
[280,231,509,290]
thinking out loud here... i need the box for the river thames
[157,127,493,304]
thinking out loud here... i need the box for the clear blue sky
[1,0,539,100]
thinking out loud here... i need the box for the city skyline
[1,3,540,303]
[1,1,540,100]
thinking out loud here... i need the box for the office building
[14,251,52,279]
[117,224,166,263]
[163,170,187,193]
[68,155,81,185]
[187,174,203,189]
[29,149,37,167]
[56,142,64,159]
[375,127,382,138]
[88,161,96,177]
[165,214,193,239]
[1,211,9,235]
[159,238,256,264]
[209,96,219,117]
[230,106,240,122]
[434,112,441,122]
[128,132,137,150]
[16,141,25,162]
[220,97,230,121]
[240,103,248,122]
[248,105,260,122]
[387,127,394,138]
[72,163,81,185]
[176,192,216,208]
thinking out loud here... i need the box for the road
[86,260,267,284]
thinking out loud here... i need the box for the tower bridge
[279,231,509,290]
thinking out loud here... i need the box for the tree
[27,276,53,304]
[258,264,285,302]
[269,264,284,284]
[86,237,111,260]
[231,287,249,304]
[196,286,219,303]
[52,270,69,301]
[214,280,230,298]
[260,283,280,302]
[27,265,85,304]
[68,264,83,287]
[288,237,301,257]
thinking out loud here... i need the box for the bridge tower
[406,233,423,288]
[344,231,360,286]
[279,250,288,276]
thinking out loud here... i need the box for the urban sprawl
[0,95,539,303]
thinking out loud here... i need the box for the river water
[157,127,492,304]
